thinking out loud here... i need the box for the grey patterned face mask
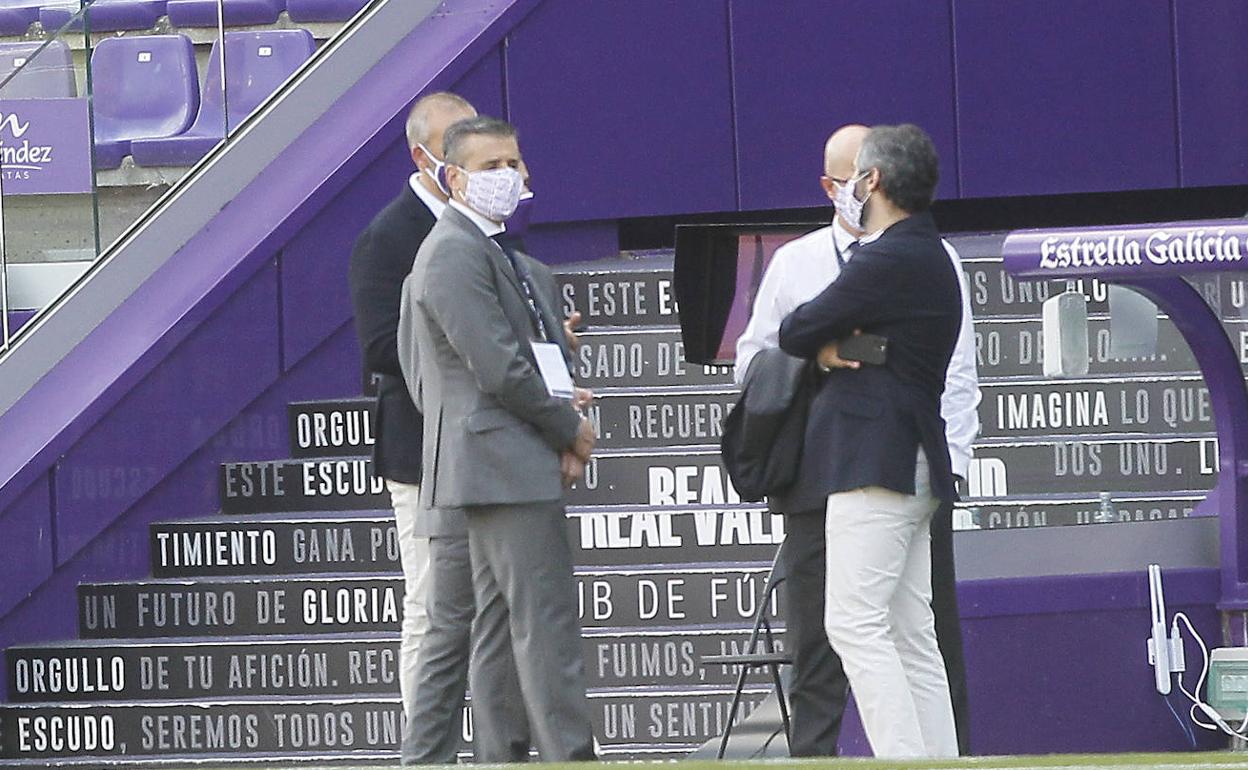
[461,166,525,222]
[834,170,871,230]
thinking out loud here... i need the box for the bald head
[405,92,476,201]
[823,124,870,180]
[405,92,476,153]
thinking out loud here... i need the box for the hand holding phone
[837,332,888,366]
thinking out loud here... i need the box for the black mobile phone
[838,333,888,365]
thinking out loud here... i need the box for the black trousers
[782,496,970,756]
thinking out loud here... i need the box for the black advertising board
[589,390,736,450]
[151,509,781,577]
[79,569,779,639]
[557,264,680,328]
[7,628,781,702]
[574,329,734,390]
[956,495,1202,530]
[219,459,389,515]
[0,688,772,760]
[963,437,1218,501]
[286,400,374,459]
[977,376,1211,439]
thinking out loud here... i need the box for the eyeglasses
[822,169,872,187]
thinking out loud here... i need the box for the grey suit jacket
[398,207,581,510]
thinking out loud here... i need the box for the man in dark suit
[778,124,961,759]
[347,91,477,760]
[736,124,978,757]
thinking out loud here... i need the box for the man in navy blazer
[779,124,961,759]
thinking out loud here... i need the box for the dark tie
[835,239,858,268]
[493,237,556,343]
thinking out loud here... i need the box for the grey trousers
[466,501,596,763]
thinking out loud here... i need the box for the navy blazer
[348,183,534,485]
[349,183,434,485]
[778,211,962,508]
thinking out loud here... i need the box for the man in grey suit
[399,116,597,763]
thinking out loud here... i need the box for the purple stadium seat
[165,0,285,27]
[91,35,199,169]
[131,30,314,167]
[287,0,368,23]
[0,0,45,35]
[0,40,76,98]
[40,1,169,33]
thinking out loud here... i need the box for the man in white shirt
[735,124,980,756]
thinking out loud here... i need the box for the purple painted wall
[0,0,537,677]
[958,570,1222,754]
[1173,0,1248,187]
[731,0,959,209]
[954,0,1178,197]
[0,322,362,697]
[508,0,1241,224]
[506,0,737,221]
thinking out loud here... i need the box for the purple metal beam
[1004,219,1248,607]
[1003,220,1248,279]
[0,0,540,516]
[1115,276,1248,608]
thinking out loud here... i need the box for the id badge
[531,341,575,399]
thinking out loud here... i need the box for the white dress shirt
[734,219,981,478]
[448,198,505,238]
[409,172,448,220]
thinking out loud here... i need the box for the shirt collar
[448,198,506,238]
[831,218,859,253]
[408,172,447,219]
[858,227,884,245]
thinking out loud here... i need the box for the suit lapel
[485,236,528,300]
[443,207,526,299]
[401,183,434,227]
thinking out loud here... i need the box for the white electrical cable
[1171,612,1248,737]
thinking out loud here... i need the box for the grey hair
[404,92,475,150]
[442,116,518,166]
[856,124,940,213]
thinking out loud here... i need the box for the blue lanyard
[495,239,550,342]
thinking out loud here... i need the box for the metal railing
[0,0,385,355]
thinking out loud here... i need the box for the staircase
[0,253,786,763]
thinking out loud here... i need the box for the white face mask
[834,170,872,231]
[458,166,525,222]
[416,143,449,196]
